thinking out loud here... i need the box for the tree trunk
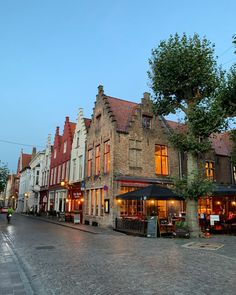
[186,153,201,238]
[186,199,200,237]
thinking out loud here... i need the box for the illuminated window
[104,140,110,173]
[155,145,168,175]
[95,145,100,175]
[205,161,215,180]
[87,149,93,177]
[142,115,152,129]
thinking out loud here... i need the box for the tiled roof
[22,153,32,169]
[164,119,233,156]
[106,96,138,132]
[69,122,76,135]
[84,118,92,130]
[210,132,233,156]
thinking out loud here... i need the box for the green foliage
[173,171,214,201]
[148,33,222,116]
[187,100,228,137]
[218,65,236,118]
[230,130,236,165]
[168,132,211,155]
[0,161,9,193]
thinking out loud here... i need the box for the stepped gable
[105,96,138,133]
[54,126,62,148]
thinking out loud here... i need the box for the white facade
[29,151,45,213]
[69,108,88,185]
[18,168,31,213]
[41,135,52,212]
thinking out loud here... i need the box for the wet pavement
[0,213,236,295]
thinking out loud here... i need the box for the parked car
[0,207,8,214]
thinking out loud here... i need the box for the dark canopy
[116,184,183,201]
[213,185,236,196]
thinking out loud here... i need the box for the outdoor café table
[160,223,174,236]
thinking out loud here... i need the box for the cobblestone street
[1,214,236,295]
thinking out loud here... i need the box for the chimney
[47,134,51,147]
[56,126,59,136]
[65,116,69,123]
[32,147,36,158]
[96,85,104,101]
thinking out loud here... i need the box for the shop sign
[74,214,80,224]
[73,192,82,198]
[210,215,219,226]
[81,181,85,191]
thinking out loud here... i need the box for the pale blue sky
[0,0,236,172]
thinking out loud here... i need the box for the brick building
[48,117,76,213]
[84,86,181,227]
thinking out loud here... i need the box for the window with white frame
[76,131,80,148]
[63,141,67,153]
[79,155,83,179]
[54,148,57,159]
[72,159,76,181]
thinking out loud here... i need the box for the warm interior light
[232,201,236,206]
[117,199,121,203]
[171,201,174,204]
[81,198,84,202]
[217,201,221,205]
[61,181,65,187]
[66,199,69,203]
[151,200,155,204]
[24,193,28,197]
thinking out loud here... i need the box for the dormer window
[63,141,67,153]
[142,115,152,129]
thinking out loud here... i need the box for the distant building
[48,117,76,213]
[68,108,91,221]
[39,135,52,213]
[17,151,32,212]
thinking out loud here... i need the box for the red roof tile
[210,132,233,156]
[84,118,92,130]
[106,96,138,132]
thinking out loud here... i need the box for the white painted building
[29,150,45,213]
[68,109,91,214]
[18,167,31,213]
[40,135,52,212]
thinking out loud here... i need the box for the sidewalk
[0,232,34,295]
[21,213,117,235]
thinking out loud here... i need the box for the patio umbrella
[116,184,183,200]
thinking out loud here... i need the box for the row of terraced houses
[4,85,236,229]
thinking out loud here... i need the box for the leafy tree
[0,161,9,193]
[148,33,226,237]
[218,65,236,117]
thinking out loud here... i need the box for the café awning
[116,184,183,201]
[213,185,236,196]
